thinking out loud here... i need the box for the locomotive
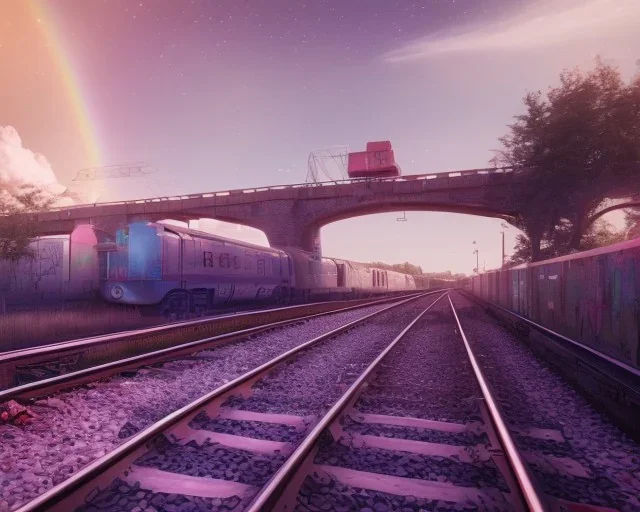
[99,221,416,315]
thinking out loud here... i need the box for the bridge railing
[45,166,518,212]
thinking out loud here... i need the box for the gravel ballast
[354,303,482,424]
[135,440,286,487]
[74,477,247,512]
[450,291,640,511]
[295,473,458,512]
[314,441,506,490]
[220,298,436,418]
[190,411,303,443]
[92,296,440,510]
[0,299,408,511]
[344,418,485,447]
[301,298,510,511]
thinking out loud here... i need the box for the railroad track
[459,289,640,441]
[7,291,639,511]
[0,293,420,394]
[255,294,638,512]
[2,292,434,510]
[7,292,436,511]
[244,293,544,512]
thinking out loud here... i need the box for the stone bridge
[36,167,531,253]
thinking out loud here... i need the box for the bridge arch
[284,202,519,254]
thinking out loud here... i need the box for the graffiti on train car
[470,239,640,370]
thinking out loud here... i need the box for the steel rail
[244,292,449,512]
[1,292,418,367]
[0,293,424,401]
[460,289,640,379]
[459,289,640,442]
[14,291,437,512]
[0,304,289,358]
[447,295,549,512]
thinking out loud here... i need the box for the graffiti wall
[0,236,69,297]
[469,239,640,370]
[0,225,104,304]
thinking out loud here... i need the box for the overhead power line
[72,162,155,181]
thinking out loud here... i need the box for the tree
[371,261,423,275]
[508,219,625,265]
[580,219,626,250]
[493,58,640,260]
[625,208,640,239]
[0,185,54,311]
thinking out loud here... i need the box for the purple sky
[1,0,638,273]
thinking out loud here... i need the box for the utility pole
[472,241,479,274]
[500,223,508,268]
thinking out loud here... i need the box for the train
[98,221,417,315]
[466,237,640,370]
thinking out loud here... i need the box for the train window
[257,258,265,275]
[372,270,376,287]
[219,253,230,268]
[203,251,214,268]
[234,255,241,269]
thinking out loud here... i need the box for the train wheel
[273,287,285,305]
[163,291,189,321]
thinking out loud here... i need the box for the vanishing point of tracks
[5,291,640,512]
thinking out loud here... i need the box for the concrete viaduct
[35,167,529,254]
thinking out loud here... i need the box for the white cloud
[384,0,640,62]
[0,125,73,206]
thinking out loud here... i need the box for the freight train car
[330,259,416,297]
[468,238,640,369]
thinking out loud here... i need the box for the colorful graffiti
[470,239,640,369]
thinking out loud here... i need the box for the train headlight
[111,285,125,300]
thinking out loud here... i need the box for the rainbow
[28,0,103,168]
